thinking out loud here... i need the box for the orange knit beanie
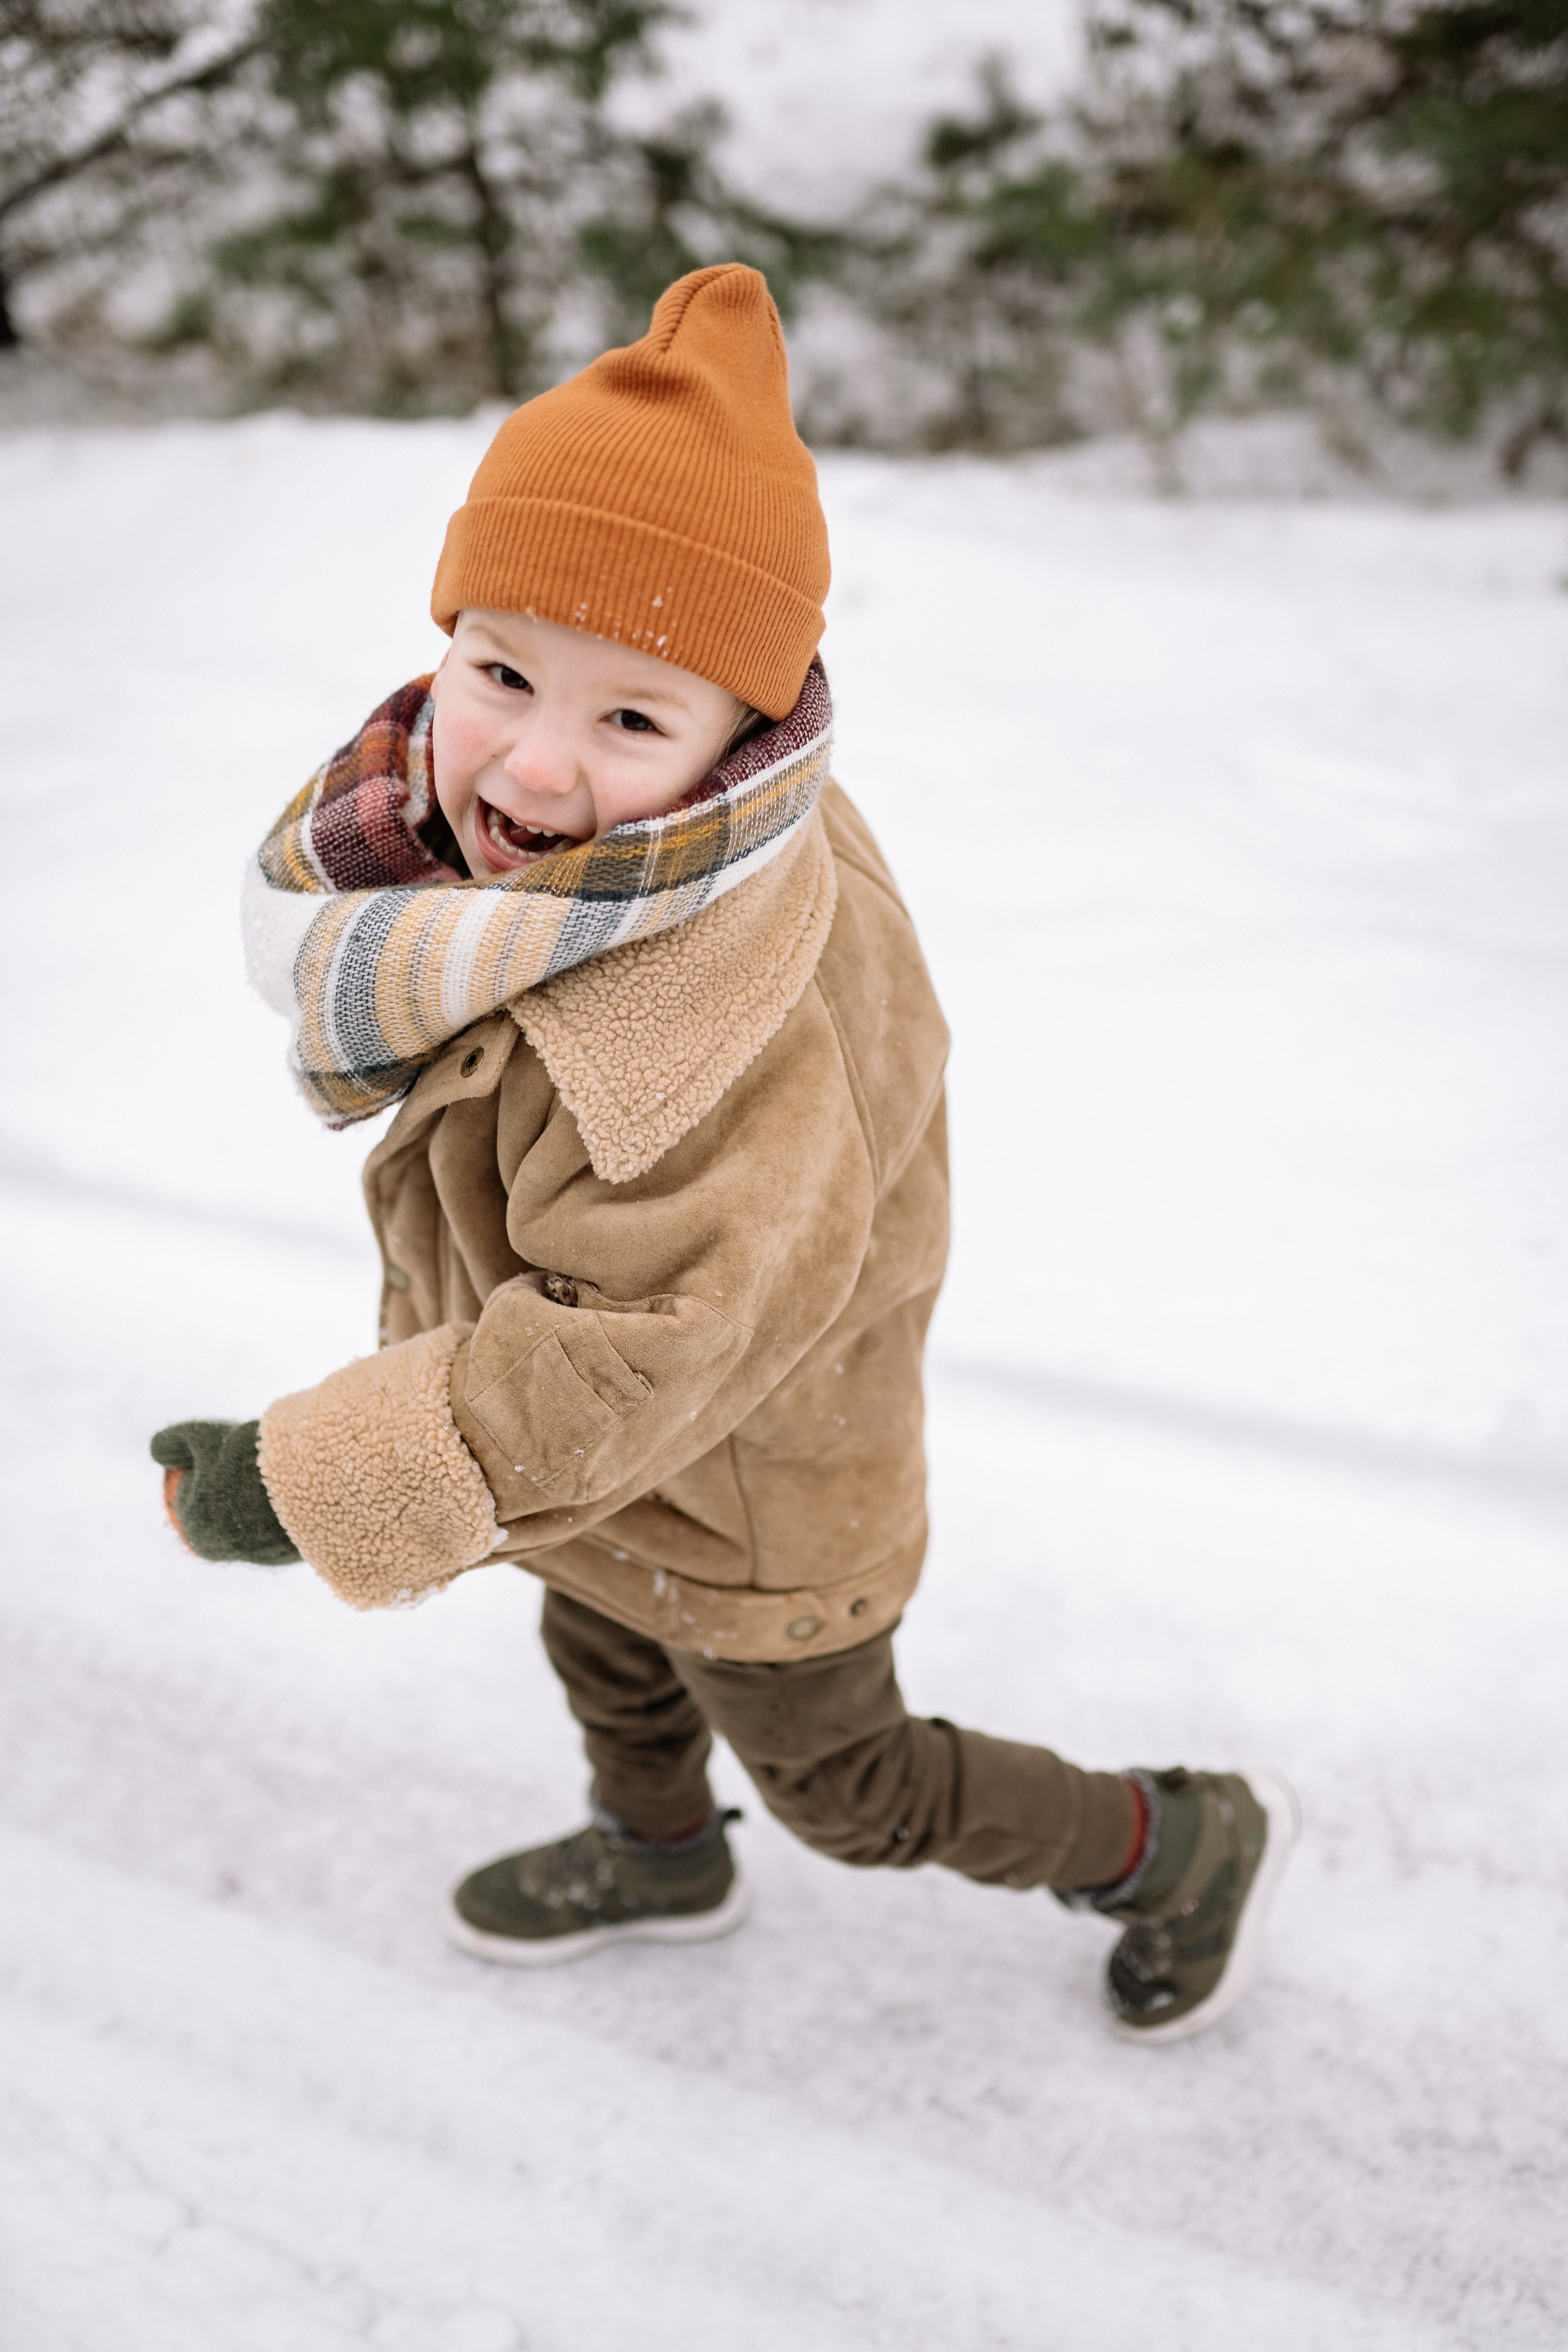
[430,265,829,720]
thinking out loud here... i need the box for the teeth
[486,805,548,858]
[485,801,573,859]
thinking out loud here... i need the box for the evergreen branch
[0,32,261,227]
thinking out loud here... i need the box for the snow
[618,0,1081,216]
[2,413,1566,2350]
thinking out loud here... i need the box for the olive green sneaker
[1075,1766,1301,2042]
[446,1806,748,1968]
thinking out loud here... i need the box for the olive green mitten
[150,1419,301,1566]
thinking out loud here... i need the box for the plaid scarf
[243,659,833,1127]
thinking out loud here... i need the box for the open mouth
[477,797,583,869]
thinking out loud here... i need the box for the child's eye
[486,663,531,691]
[608,708,660,734]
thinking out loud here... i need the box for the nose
[498,714,580,804]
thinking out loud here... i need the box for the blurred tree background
[1,0,1563,470]
[865,0,1568,471]
[0,0,836,408]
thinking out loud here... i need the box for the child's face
[431,608,750,876]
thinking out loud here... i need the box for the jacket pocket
[465,1315,652,1499]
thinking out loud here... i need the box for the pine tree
[886,0,1568,466]
[0,1,259,355]
[1,0,848,412]
[194,0,675,409]
[1350,0,1568,467]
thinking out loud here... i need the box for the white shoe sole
[444,1868,751,1969]
[1107,1767,1302,2045]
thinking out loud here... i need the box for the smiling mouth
[478,798,583,868]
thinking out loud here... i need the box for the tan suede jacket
[257,786,950,1662]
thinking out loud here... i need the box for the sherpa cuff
[258,1324,503,1610]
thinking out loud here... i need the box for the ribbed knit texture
[430,265,830,719]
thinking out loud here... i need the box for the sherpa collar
[517,805,838,1183]
[243,659,833,1127]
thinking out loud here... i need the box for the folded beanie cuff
[431,495,824,720]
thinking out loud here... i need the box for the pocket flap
[465,1326,644,1495]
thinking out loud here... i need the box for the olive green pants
[540,1588,1135,1893]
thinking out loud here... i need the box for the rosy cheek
[432,699,490,813]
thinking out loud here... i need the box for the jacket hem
[504,1527,926,1662]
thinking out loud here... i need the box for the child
[152,264,1298,2042]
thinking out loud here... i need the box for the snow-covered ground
[1,416,1565,2350]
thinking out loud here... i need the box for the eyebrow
[464,626,697,713]
[602,681,691,711]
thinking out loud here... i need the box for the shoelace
[515,1828,624,1909]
